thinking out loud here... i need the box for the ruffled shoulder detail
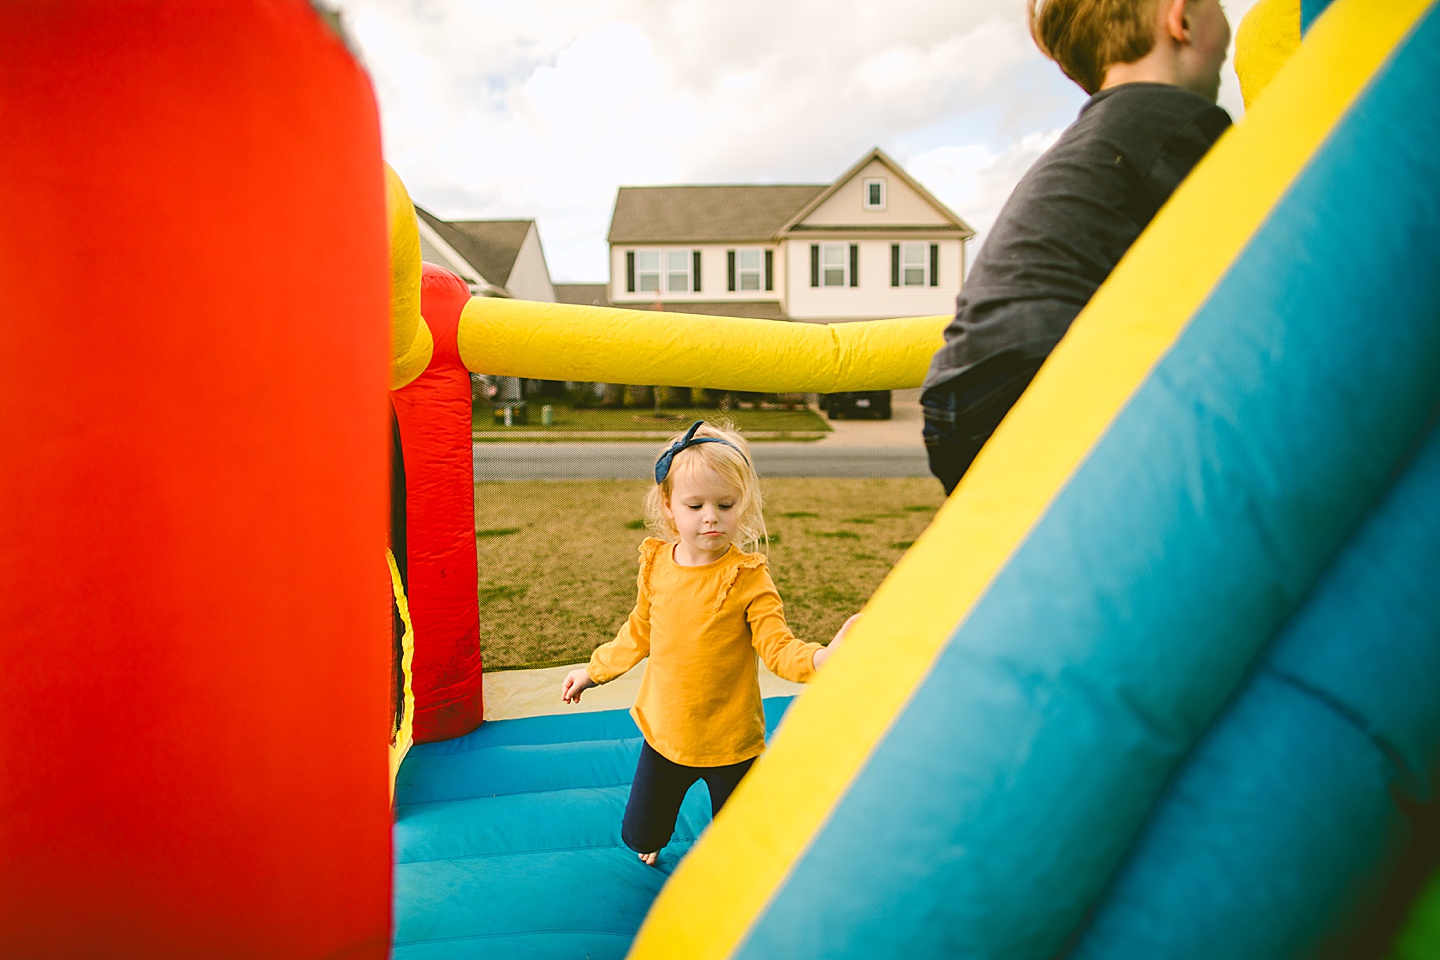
[637,537,667,592]
[715,549,768,612]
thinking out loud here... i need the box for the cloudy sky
[325,0,1257,283]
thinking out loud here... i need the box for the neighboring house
[413,207,557,303]
[414,207,560,407]
[606,147,974,324]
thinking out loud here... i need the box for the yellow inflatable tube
[458,298,950,393]
[386,164,434,390]
[1235,0,1302,107]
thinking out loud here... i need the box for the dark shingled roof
[415,208,532,287]
[607,185,825,244]
[554,283,609,307]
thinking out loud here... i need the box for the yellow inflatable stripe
[386,548,416,802]
[627,2,1431,957]
[389,316,434,391]
[386,165,433,390]
[1235,0,1303,108]
[457,298,949,393]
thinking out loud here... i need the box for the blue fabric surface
[1069,418,1440,960]
[735,8,1440,959]
[392,697,795,958]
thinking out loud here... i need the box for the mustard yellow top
[587,538,822,766]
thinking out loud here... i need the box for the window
[666,249,691,292]
[863,178,886,210]
[728,249,773,292]
[891,242,941,287]
[901,242,927,286]
[822,243,847,286]
[626,248,701,293]
[811,243,859,288]
[634,250,661,292]
[736,249,763,291]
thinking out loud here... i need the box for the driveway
[817,387,923,448]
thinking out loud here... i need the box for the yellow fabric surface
[586,538,820,767]
[628,1,1432,956]
[385,165,433,390]
[457,297,948,392]
[388,316,433,391]
[1236,0,1303,108]
[386,548,415,802]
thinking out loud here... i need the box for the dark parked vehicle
[820,390,892,420]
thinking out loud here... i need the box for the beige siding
[505,224,557,302]
[800,159,950,227]
[783,238,962,321]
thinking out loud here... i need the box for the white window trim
[863,177,887,211]
[821,242,849,287]
[900,241,929,287]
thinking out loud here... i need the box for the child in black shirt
[921,0,1233,494]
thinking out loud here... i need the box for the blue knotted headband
[654,420,750,483]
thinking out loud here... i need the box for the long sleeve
[587,544,655,684]
[746,567,820,684]
[588,602,650,684]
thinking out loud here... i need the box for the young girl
[561,420,855,866]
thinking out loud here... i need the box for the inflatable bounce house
[2,0,1437,957]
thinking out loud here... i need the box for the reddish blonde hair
[1028,0,1161,95]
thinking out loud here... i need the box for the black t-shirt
[924,83,1232,393]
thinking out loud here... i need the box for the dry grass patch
[474,477,945,670]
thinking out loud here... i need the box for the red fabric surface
[0,2,392,956]
[391,264,485,742]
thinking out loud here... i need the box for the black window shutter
[810,244,819,287]
[693,250,702,292]
[930,243,939,286]
[849,244,859,287]
[764,250,773,291]
[626,251,635,293]
[891,244,900,287]
[727,250,736,292]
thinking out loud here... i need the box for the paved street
[474,389,930,480]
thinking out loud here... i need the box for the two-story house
[605,148,974,324]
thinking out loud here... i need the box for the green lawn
[474,477,944,670]
[474,400,830,436]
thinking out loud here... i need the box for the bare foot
[639,851,658,866]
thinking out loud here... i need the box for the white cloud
[904,130,1062,254]
[327,0,1262,283]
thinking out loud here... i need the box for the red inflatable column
[0,3,392,957]
[392,265,485,741]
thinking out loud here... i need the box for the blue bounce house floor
[392,697,797,959]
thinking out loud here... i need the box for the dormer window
[863,178,886,210]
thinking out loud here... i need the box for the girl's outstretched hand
[813,613,861,669]
[561,667,595,703]
[831,613,861,646]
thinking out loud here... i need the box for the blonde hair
[642,421,768,552]
[1028,0,1161,95]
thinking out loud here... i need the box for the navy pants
[921,357,1043,496]
[621,741,755,855]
